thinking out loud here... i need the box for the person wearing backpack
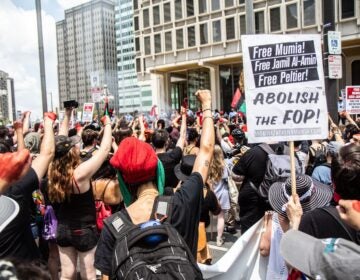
[95,89,214,280]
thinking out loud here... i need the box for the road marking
[208,244,229,252]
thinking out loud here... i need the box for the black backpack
[104,196,203,280]
[305,145,327,176]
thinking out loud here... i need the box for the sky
[0,0,90,121]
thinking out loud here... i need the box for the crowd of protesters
[0,88,360,280]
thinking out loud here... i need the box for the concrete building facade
[0,70,16,123]
[56,0,118,112]
[133,0,360,113]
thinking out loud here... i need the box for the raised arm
[13,120,25,151]
[31,113,56,181]
[138,115,146,142]
[59,108,73,136]
[74,115,112,185]
[21,111,31,135]
[192,90,214,184]
[176,106,187,150]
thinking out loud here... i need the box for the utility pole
[323,0,338,123]
[245,0,255,34]
[35,0,48,113]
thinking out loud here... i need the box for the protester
[208,144,230,246]
[95,89,214,279]
[0,113,55,261]
[299,143,360,242]
[47,108,112,280]
[260,175,333,279]
[184,128,199,156]
[281,229,360,280]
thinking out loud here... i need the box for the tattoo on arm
[204,160,210,167]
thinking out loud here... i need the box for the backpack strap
[150,195,174,224]
[258,143,275,155]
[103,210,135,239]
[320,207,358,244]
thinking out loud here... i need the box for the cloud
[56,0,90,10]
[0,0,59,121]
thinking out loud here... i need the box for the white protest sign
[241,34,328,143]
[328,55,342,79]
[82,103,94,122]
[328,31,341,55]
[345,86,360,114]
[90,71,102,103]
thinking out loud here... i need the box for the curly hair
[48,147,81,203]
[209,144,225,183]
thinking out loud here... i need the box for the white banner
[199,219,267,279]
[241,34,328,143]
[82,103,94,123]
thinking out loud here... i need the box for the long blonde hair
[48,147,80,203]
[209,145,225,183]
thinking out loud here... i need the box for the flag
[104,96,109,116]
[231,88,242,109]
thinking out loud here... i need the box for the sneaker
[216,236,225,247]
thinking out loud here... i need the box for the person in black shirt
[299,144,360,243]
[95,89,215,279]
[0,113,55,261]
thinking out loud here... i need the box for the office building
[56,0,118,112]
[0,70,16,123]
[133,0,360,112]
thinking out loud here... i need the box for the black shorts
[56,223,99,252]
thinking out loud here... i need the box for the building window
[134,16,139,31]
[144,36,151,55]
[225,0,233,8]
[164,3,171,22]
[200,23,208,44]
[255,11,265,34]
[136,58,141,72]
[211,0,220,11]
[187,0,194,17]
[226,17,235,40]
[270,7,281,32]
[239,0,245,3]
[212,20,221,42]
[153,6,160,25]
[133,0,138,10]
[199,0,207,13]
[135,37,140,51]
[176,29,184,49]
[352,60,360,85]
[165,31,172,51]
[175,0,183,20]
[143,9,149,28]
[303,0,315,26]
[240,14,246,35]
[188,26,196,47]
[341,0,355,19]
[286,3,298,29]
[154,34,161,53]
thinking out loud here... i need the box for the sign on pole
[327,31,341,55]
[345,86,360,114]
[90,71,102,103]
[241,34,328,143]
[328,55,342,79]
[82,103,94,123]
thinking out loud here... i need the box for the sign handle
[289,141,297,196]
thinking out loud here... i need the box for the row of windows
[134,0,356,31]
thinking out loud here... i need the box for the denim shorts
[56,223,99,252]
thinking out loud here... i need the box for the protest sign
[241,35,328,143]
[90,71,102,103]
[345,86,360,114]
[338,89,345,112]
[82,103,94,123]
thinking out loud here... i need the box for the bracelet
[202,108,212,113]
[202,116,213,122]
[104,123,111,127]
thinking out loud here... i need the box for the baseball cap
[280,229,360,279]
[55,135,81,158]
[0,195,19,232]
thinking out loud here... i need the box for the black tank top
[57,183,96,229]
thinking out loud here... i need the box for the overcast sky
[0,0,90,121]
